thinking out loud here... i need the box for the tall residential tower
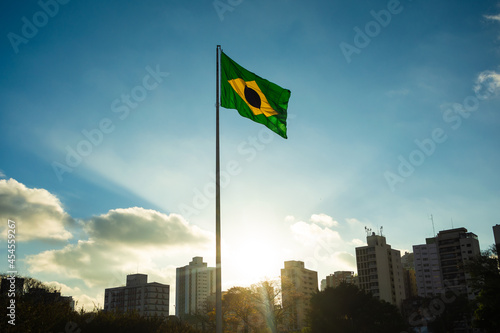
[435,228,480,299]
[355,232,406,308]
[413,239,443,297]
[413,227,481,299]
[493,224,500,255]
[281,260,318,331]
[175,257,216,318]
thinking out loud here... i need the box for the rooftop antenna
[380,226,384,237]
[364,226,372,237]
[451,218,454,229]
[429,214,436,237]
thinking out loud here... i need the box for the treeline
[0,275,200,333]
[1,306,201,333]
[180,279,287,332]
[181,278,408,333]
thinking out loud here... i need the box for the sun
[225,234,284,288]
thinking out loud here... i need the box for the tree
[0,274,202,333]
[466,246,500,332]
[309,283,407,333]
[280,275,306,331]
[1,274,75,332]
[218,278,289,332]
[223,286,259,332]
[250,279,283,333]
[425,294,473,333]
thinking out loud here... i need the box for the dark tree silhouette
[309,283,407,333]
[466,246,500,332]
[0,274,201,333]
[425,294,472,333]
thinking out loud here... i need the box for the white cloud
[46,280,101,310]
[27,208,212,288]
[0,170,5,178]
[290,221,342,247]
[474,70,500,98]
[346,217,363,227]
[75,293,102,311]
[28,240,130,287]
[310,213,338,227]
[284,215,295,223]
[484,14,500,22]
[304,250,357,274]
[331,251,356,271]
[0,179,213,312]
[350,238,366,246]
[26,212,210,312]
[0,178,73,241]
[288,215,362,275]
[83,207,211,248]
[46,280,82,294]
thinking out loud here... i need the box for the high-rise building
[320,271,354,291]
[414,228,481,299]
[355,232,406,308]
[104,274,169,317]
[401,252,418,299]
[413,239,444,297]
[493,224,500,255]
[435,227,480,299]
[281,260,318,331]
[175,257,216,318]
[400,252,414,269]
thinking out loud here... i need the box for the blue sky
[1,0,500,312]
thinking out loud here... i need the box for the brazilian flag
[221,51,291,139]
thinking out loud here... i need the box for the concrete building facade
[493,224,500,255]
[355,233,406,308]
[400,252,418,299]
[435,228,480,299]
[281,260,318,331]
[320,271,354,291]
[413,240,444,297]
[104,274,169,317]
[175,257,215,318]
[413,228,481,300]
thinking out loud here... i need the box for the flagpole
[215,44,222,333]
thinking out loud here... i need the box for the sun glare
[226,236,283,287]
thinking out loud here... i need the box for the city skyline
[1,0,500,317]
